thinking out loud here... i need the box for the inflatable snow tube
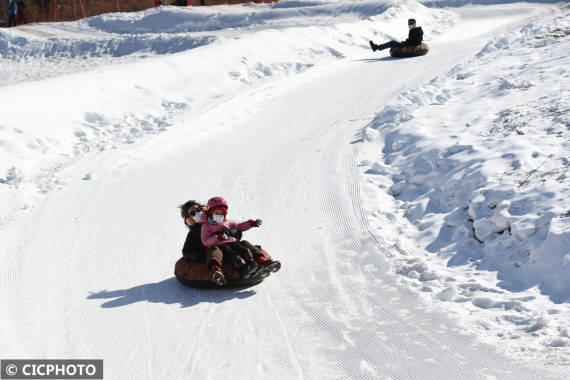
[390,43,429,58]
[174,248,273,288]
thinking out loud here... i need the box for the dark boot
[369,41,378,52]
[266,260,281,273]
[248,261,266,278]
[242,248,259,278]
[255,254,281,273]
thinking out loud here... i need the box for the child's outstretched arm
[230,219,261,232]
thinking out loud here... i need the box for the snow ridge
[360,6,569,369]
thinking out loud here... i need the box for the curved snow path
[1,10,559,380]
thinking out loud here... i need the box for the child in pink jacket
[200,196,261,279]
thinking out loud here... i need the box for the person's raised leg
[376,40,404,51]
[240,240,263,261]
[219,243,252,279]
[227,241,261,278]
[240,240,281,273]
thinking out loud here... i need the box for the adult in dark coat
[180,200,223,262]
[369,19,423,52]
[8,0,17,27]
[16,0,26,25]
[179,200,227,285]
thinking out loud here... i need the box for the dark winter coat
[403,26,423,46]
[8,1,17,15]
[182,223,206,261]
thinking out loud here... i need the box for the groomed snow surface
[0,0,568,378]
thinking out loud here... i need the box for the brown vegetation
[1,0,278,26]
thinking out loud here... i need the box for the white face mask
[212,214,225,224]
[191,212,202,223]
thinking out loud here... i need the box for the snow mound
[0,30,215,59]
[84,0,394,35]
[360,6,570,367]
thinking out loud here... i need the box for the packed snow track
[0,2,565,379]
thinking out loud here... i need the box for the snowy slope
[358,4,570,367]
[0,0,459,225]
[0,0,568,378]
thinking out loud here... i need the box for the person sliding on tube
[179,200,225,285]
[200,197,262,281]
[369,18,423,52]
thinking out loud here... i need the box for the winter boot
[369,40,378,52]
[255,255,281,273]
[247,261,266,278]
[210,264,227,287]
[266,260,281,273]
[234,255,252,279]
[242,249,260,278]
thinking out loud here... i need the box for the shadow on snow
[87,277,256,308]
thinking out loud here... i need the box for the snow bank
[0,0,456,86]
[421,0,561,6]
[83,0,394,34]
[360,5,569,366]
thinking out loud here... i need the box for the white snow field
[0,0,568,378]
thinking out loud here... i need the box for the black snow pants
[218,242,253,263]
[376,40,405,51]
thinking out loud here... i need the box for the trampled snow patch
[360,6,570,369]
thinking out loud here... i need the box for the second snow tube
[390,43,429,58]
[174,248,273,288]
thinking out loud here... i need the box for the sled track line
[90,180,133,369]
[0,233,26,350]
[185,295,226,377]
[311,240,400,380]
[77,174,148,377]
[142,285,154,380]
[260,279,305,379]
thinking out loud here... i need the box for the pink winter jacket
[200,213,254,247]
